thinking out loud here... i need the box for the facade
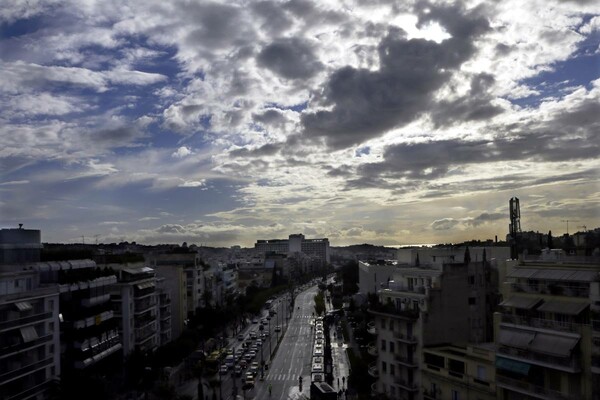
[111,266,159,355]
[156,277,172,346]
[369,254,500,400]
[33,260,121,372]
[358,260,398,295]
[154,264,187,339]
[255,234,331,263]
[0,227,43,265]
[0,270,60,400]
[494,259,599,399]
[421,344,496,400]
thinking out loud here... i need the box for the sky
[0,0,599,247]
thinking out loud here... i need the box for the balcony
[0,357,53,383]
[368,361,379,378]
[510,282,589,298]
[134,299,157,314]
[370,382,382,398]
[0,312,53,332]
[386,282,427,295]
[0,334,53,356]
[393,376,419,392]
[367,321,377,335]
[497,345,581,373]
[367,342,378,356]
[81,293,111,307]
[395,354,418,368]
[394,330,418,344]
[501,314,582,334]
[496,374,579,400]
[6,378,52,400]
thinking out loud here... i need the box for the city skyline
[1,1,599,247]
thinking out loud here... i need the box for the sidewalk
[324,295,351,393]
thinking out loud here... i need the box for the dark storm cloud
[301,2,491,149]
[229,143,282,158]
[468,212,505,226]
[430,73,504,127]
[257,37,323,80]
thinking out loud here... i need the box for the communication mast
[509,197,521,260]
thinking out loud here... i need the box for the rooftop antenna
[81,235,85,245]
[94,234,100,245]
[561,220,577,235]
[18,223,23,229]
[509,197,521,260]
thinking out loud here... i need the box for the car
[250,362,260,376]
[255,339,262,346]
[245,371,254,382]
[250,331,258,340]
[237,334,244,341]
[266,315,272,320]
[250,345,258,352]
[261,318,268,325]
[312,363,324,373]
[219,364,229,374]
[239,359,248,369]
[315,339,324,346]
[274,326,281,332]
[248,350,257,359]
[235,349,244,358]
[234,365,243,376]
[313,356,324,364]
[244,353,254,361]
[252,318,258,324]
[313,346,323,356]
[225,355,235,368]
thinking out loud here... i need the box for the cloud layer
[0,0,598,246]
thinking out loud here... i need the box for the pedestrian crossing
[266,373,301,381]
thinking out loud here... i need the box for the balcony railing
[370,382,382,398]
[395,354,418,367]
[134,299,157,314]
[393,330,418,344]
[368,362,379,378]
[367,321,377,335]
[510,282,590,298]
[497,346,581,372]
[367,342,378,356]
[0,357,53,382]
[0,334,53,356]
[6,378,52,400]
[496,374,579,400]
[0,312,53,332]
[500,314,583,334]
[393,376,419,391]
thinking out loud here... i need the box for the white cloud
[171,146,193,158]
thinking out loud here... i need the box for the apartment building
[156,277,172,347]
[368,253,500,400]
[421,344,496,400]
[154,264,187,340]
[0,270,60,400]
[494,258,599,399]
[358,260,398,295]
[255,234,331,263]
[111,266,159,355]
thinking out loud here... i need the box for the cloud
[178,180,205,188]
[172,146,193,158]
[0,180,29,186]
[257,37,323,80]
[431,218,461,231]
[300,2,491,149]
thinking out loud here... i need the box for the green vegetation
[314,291,326,315]
[346,347,374,398]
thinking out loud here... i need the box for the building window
[468,297,476,305]
[468,276,475,285]
[477,366,486,380]
[452,390,460,400]
[390,363,395,376]
[381,361,387,374]
[381,339,386,351]
[381,318,386,329]
[390,320,394,330]
[389,341,395,353]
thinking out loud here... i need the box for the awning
[498,329,535,349]
[20,326,39,343]
[14,301,33,311]
[537,301,588,316]
[496,357,531,376]
[530,333,579,357]
[136,281,155,290]
[508,268,598,282]
[500,296,542,310]
[124,267,154,275]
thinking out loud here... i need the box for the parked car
[275,326,281,332]
[239,359,248,369]
[219,364,229,374]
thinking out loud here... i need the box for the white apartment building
[255,234,331,263]
[154,264,187,340]
[0,270,60,400]
[358,260,399,295]
[111,266,159,355]
[156,277,172,347]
